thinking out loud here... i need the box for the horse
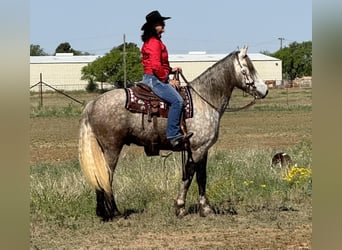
[79,46,268,221]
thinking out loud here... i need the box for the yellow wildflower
[283,166,312,183]
[243,180,254,186]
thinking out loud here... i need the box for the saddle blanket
[125,84,193,119]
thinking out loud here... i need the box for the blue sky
[30,0,312,55]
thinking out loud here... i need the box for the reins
[225,98,256,112]
[177,71,256,113]
[177,71,220,112]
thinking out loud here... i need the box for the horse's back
[83,88,127,117]
[82,88,132,133]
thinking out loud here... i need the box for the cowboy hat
[141,10,171,30]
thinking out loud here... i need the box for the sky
[30,0,312,55]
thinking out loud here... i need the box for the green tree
[271,41,312,80]
[81,42,143,88]
[259,50,272,56]
[55,42,72,54]
[54,42,91,55]
[30,44,49,56]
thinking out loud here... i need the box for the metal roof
[169,53,279,62]
[30,55,101,64]
[30,53,279,64]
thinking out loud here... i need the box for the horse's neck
[190,64,234,115]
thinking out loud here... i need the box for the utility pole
[278,37,285,50]
[123,34,127,88]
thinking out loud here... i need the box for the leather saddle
[125,83,168,121]
[125,83,193,120]
[124,82,193,156]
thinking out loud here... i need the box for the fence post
[39,73,43,108]
[286,83,289,106]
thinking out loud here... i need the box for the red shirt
[141,36,171,82]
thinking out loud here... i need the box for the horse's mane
[191,51,257,85]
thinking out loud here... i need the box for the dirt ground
[31,218,312,249]
[30,108,312,249]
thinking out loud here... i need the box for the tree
[81,42,143,88]
[30,44,49,56]
[54,42,91,55]
[85,79,98,93]
[259,50,272,56]
[55,42,73,54]
[271,41,312,80]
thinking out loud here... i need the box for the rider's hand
[171,67,182,73]
[169,79,180,89]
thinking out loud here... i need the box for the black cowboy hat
[141,10,171,30]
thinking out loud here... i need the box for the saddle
[124,82,193,156]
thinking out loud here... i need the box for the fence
[30,73,85,108]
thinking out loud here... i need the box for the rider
[140,10,192,149]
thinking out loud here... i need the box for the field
[30,88,312,249]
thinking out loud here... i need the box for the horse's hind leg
[95,189,121,221]
[95,150,122,221]
[79,117,123,221]
[79,103,126,221]
[195,152,213,217]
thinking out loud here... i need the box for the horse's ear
[239,46,248,58]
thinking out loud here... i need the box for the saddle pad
[125,85,193,119]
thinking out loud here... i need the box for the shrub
[85,79,98,93]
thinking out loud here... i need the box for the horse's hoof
[176,207,188,218]
[174,199,188,218]
[199,205,214,217]
[97,210,121,222]
[100,215,114,222]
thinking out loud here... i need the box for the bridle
[236,53,258,99]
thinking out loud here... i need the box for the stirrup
[183,132,193,139]
[169,132,193,150]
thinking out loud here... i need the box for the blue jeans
[142,74,184,139]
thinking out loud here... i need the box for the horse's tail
[79,102,112,194]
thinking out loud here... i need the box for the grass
[30,161,95,224]
[30,103,84,118]
[253,104,312,111]
[30,141,312,227]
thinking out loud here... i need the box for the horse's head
[234,46,268,99]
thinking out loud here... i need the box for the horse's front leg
[174,157,196,218]
[196,152,214,217]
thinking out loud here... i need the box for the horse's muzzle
[261,89,268,99]
[252,80,268,99]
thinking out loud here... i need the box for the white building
[169,52,282,86]
[30,52,281,91]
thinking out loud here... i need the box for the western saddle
[125,81,193,156]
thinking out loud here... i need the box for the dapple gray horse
[79,47,268,221]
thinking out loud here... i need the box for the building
[30,52,281,92]
[169,52,282,86]
[30,53,101,91]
